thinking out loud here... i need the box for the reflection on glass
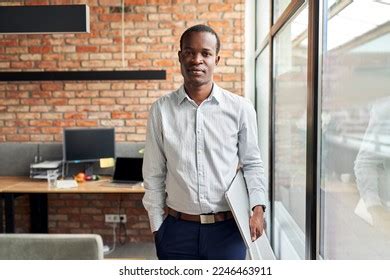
[273,0,291,23]
[256,46,270,236]
[273,4,308,260]
[354,98,390,225]
[320,0,390,259]
[256,0,270,47]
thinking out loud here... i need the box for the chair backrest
[0,233,104,260]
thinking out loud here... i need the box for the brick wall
[1,0,245,244]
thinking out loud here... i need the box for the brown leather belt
[168,208,234,224]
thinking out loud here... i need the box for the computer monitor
[63,128,115,163]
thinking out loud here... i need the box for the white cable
[103,223,117,256]
[121,0,125,68]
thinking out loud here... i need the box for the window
[320,0,390,259]
[273,0,292,22]
[256,0,270,47]
[272,3,308,259]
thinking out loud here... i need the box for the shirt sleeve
[238,99,267,210]
[142,102,167,232]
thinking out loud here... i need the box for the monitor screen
[63,128,115,163]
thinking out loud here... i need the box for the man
[142,24,266,260]
[354,96,390,226]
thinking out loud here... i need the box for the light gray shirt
[142,83,266,232]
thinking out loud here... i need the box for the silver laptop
[111,157,143,184]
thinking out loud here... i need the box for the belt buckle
[200,214,215,224]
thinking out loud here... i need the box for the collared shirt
[142,83,266,232]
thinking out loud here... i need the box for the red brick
[16,113,40,120]
[29,120,53,127]
[76,120,98,127]
[42,54,64,61]
[54,105,76,112]
[81,60,104,68]
[7,106,29,112]
[30,134,54,142]
[11,61,33,69]
[116,98,139,105]
[98,0,121,5]
[0,127,17,134]
[51,91,74,98]
[136,112,149,119]
[124,14,147,21]
[64,112,88,119]
[29,46,51,53]
[20,54,42,61]
[6,91,28,98]
[21,98,45,105]
[125,133,145,142]
[41,113,62,119]
[46,98,67,105]
[5,120,29,127]
[41,127,62,134]
[53,120,76,127]
[92,98,115,105]
[64,83,86,90]
[210,3,233,12]
[89,38,113,45]
[59,61,81,68]
[125,0,146,4]
[77,105,100,112]
[112,112,135,119]
[76,46,98,53]
[153,59,175,67]
[37,61,57,69]
[41,83,64,91]
[0,39,18,47]
[6,134,30,141]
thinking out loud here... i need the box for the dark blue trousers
[154,215,246,260]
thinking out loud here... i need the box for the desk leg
[29,194,48,233]
[4,193,15,233]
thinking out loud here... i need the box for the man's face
[178,31,220,88]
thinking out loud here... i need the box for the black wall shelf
[0,70,166,81]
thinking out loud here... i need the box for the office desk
[0,177,23,232]
[0,176,144,233]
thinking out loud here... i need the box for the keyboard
[56,180,78,189]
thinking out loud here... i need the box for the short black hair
[180,24,220,55]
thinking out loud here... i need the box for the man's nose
[191,53,203,64]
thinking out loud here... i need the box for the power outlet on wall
[105,214,127,223]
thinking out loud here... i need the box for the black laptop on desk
[111,157,143,185]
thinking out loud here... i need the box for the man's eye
[203,52,211,57]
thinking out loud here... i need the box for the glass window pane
[273,0,291,23]
[273,4,308,260]
[255,45,270,236]
[320,0,390,259]
[256,0,270,48]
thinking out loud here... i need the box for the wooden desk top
[0,176,144,194]
[0,177,23,192]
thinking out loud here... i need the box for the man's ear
[178,51,182,63]
[215,55,220,65]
